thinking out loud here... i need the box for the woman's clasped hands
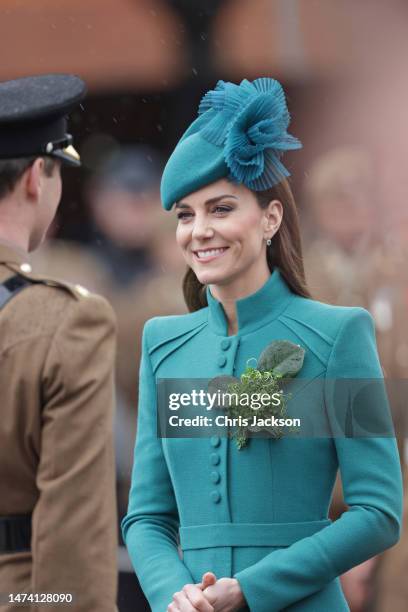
[167,572,246,612]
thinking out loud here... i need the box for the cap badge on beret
[161,77,302,210]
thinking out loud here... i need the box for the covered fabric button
[210,491,221,503]
[210,453,220,466]
[220,338,231,350]
[217,356,227,367]
[210,436,221,447]
[211,471,221,484]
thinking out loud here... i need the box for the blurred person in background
[31,227,110,295]
[304,147,408,393]
[303,148,374,612]
[302,147,377,308]
[115,210,187,414]
[84,148,171,506]
[86,146,161,289]
[366,204,408,387]
[303,147,408,611]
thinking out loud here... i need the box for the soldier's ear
[25,158,44,202]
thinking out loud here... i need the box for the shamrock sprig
[209,340,305,450]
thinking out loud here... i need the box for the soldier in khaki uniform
[0,75,117,611]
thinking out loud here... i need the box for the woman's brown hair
[182,177,311,312]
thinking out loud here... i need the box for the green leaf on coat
[258,340,305,378]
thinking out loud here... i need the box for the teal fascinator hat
[161,77,302,210]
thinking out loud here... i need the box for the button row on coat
[209,446,221,503]
[213,339,232,499]
[217,338,232,368]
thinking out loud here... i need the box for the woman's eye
[213,205,232,214]
[177,211,193,220]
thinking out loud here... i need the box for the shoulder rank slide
[0,274,33,310]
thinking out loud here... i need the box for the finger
[199,572,217,590]
[173,590,197,612]
[167,604,179,612]
[183,584,214,612]
[202,584,218,606]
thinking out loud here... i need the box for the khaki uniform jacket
[0,243,118,611]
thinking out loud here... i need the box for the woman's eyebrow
[205,194,238,205]
[175,195,238,209]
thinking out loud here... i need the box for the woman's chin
[194,269,233,286]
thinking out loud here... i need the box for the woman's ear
[24,158,44,202]
[264,199,283,237]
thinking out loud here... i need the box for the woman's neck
[210,265,272,336]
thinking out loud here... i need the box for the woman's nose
[191,216,214,240]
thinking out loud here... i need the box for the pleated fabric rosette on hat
[161,77,302,210]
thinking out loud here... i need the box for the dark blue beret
[0,74,86,166]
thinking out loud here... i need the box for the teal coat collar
[206,268,294,336]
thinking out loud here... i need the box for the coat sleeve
[121,320,195,612]
[32,294,118,612]
[234,308,403,611]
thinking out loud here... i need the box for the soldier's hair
[0,156,57,200]
[182,177,311,312]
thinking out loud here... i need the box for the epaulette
[4,260,93,300]
[145,309,208,374]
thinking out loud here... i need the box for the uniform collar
[0,240,30,266]
[206,268,294,336]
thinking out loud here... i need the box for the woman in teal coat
[122,78,402,611]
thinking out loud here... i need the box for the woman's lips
[192,247,229,263]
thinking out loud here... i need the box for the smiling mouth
[193,247,229,262]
